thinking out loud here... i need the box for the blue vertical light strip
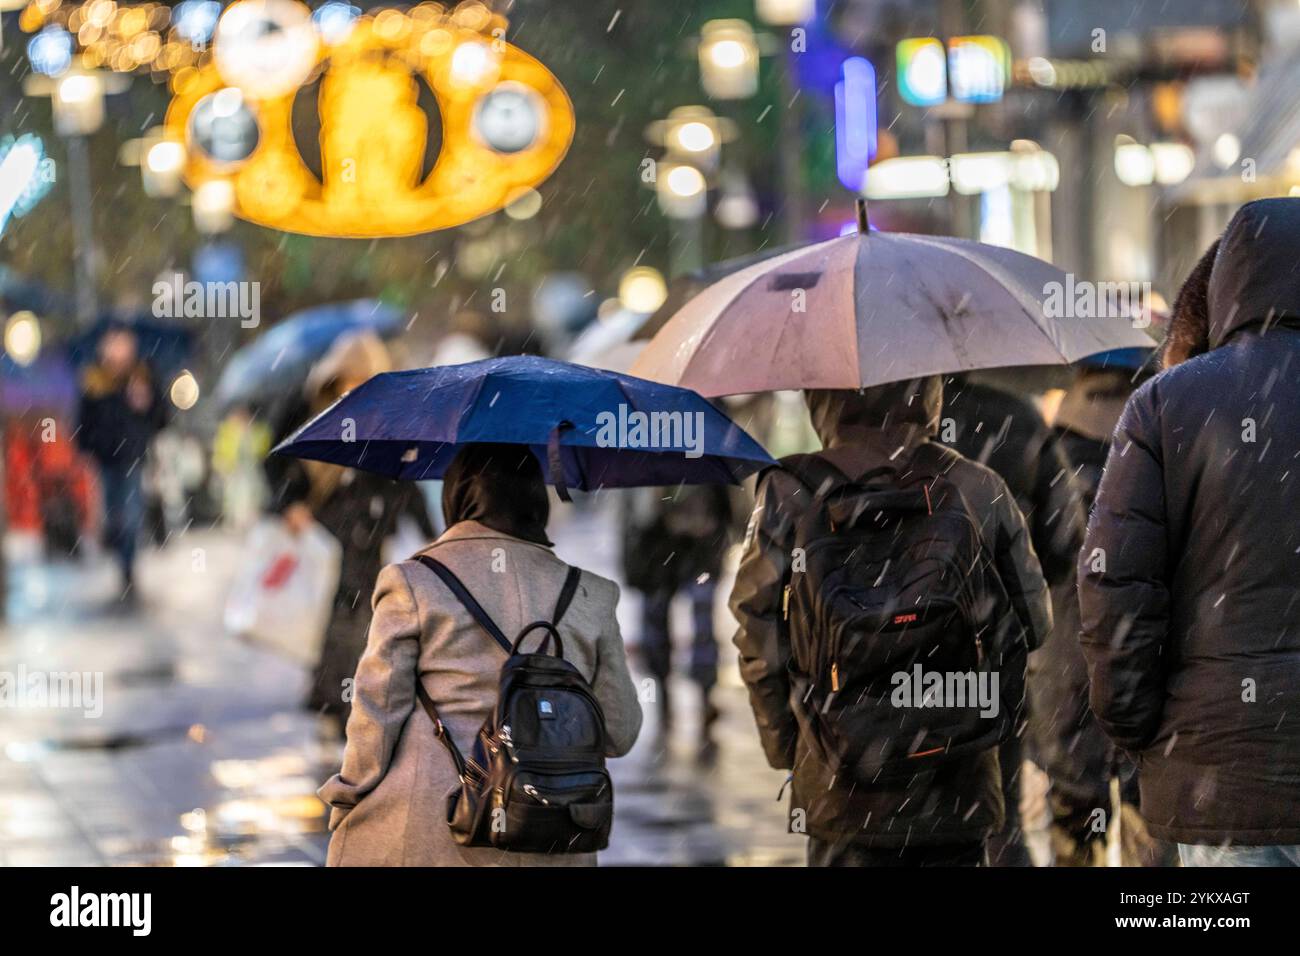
[835,56,877,192]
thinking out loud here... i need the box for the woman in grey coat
[319,444,643,866]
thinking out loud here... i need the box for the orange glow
[164,11,574,238]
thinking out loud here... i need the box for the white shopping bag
[224,518,342,666]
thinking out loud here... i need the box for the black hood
[805,376,942,450]
[1207,198,1300,348]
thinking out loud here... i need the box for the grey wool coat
[318,520,644,866]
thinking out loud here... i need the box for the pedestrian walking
[318,443,643,865]
[1079,198,1300,865]
[75,327,167,604]
[940,375,1087,865]
[621,482,734,757]
[265,332,434,733]
[730,379,1053,866]
[1032,363,1171,866]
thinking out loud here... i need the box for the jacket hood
[1053,369,1134,443]
[1207,198,1300,348]
[805,376,942,450]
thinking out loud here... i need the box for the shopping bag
[224,518,342,666]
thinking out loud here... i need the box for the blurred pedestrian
[1079,198,1300,866]
[731,380,1052,866]
[318,443,643,865]
[212,408,271,529]
[75,328,167,603]
[940,375,1088,866]
[621,483,734,758]
[1031,365,1170,866]
[264,332,434,734]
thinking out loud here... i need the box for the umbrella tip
[855,197,870,235]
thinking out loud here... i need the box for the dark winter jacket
[941,379,1087,587]
[1078,197,1300,845]
[1029,426,1117,816]
[1030,369,1144,819]
[75,363,167,469]
[730,378,1053,845]
[620,483,735,593]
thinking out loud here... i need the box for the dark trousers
[99,464,144,588]
[808,838,985,868]
[640,579,719,692]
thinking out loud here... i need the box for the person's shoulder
[569,566,620,610]
[922,442,1015,513]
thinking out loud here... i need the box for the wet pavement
[0,502,804,866]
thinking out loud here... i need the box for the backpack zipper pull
[831,662,840,693]
[782,585,791,620]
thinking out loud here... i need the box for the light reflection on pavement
[0,501,804,866]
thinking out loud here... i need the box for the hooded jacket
[729,378,1052,845]
[1079,197,1300,844]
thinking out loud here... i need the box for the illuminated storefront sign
[896,37,946,107]
[164,1,574,238]
[834,56,877,192]
[948,35,1010,104]
[896,34,1010,106]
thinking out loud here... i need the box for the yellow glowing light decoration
[4,311,42,366]
[164,8,574,237]
[213,0,319,100]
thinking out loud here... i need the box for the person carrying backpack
[730,379,1052,866]
[319,443,643,866]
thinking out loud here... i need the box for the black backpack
[780,444,1024,781]
[413,555,613,853]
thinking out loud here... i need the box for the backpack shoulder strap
[413,554,512,654]
[552,566,582,625]
[411,553,515,781]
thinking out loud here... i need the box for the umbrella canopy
[213,299,403,413]
[631,211,1157,397]
[272,354,774,492]
[632,243,800,343]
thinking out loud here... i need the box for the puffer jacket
[730,378,1053,846]
[1078,197,1300,845]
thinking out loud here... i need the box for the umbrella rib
[897,234,1070,360]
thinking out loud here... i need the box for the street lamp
[23,65,125,323]
[756,0,816,26]
[657,161,707,219]
[698,20,759,100]
[192,179,236,233]
[618,266,668,315]
[656,160,707,276]
[119,127,188,198]
[3,311,42,367]
[645,106,736,172]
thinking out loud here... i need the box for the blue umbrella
[213,298,404,412]
[1079,346,1155,371]
[66,315,194,377]
[272,355,774,493]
